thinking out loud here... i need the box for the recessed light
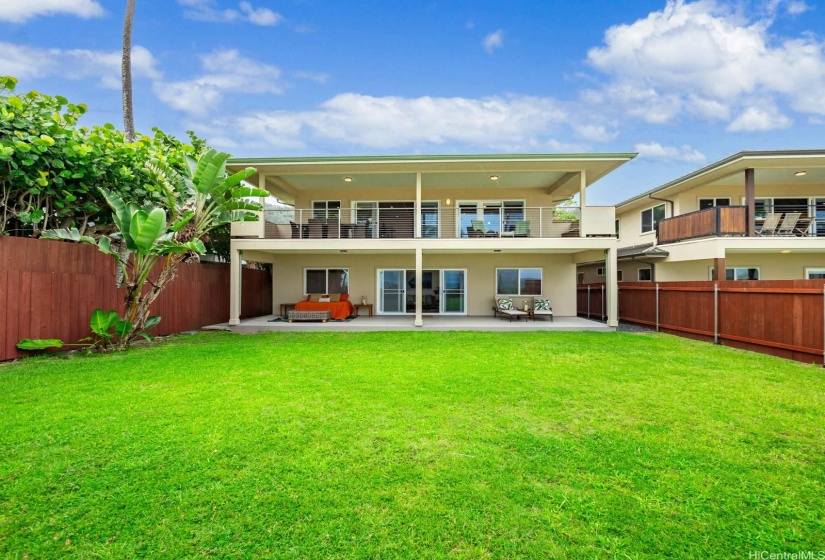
[780,249,792,254]
[493,249,502,253]
[794,171,807,177]
[343,176,353,182]
[490,175,500,181]
[340,250,348,253]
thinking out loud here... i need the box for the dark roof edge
[227,152,638,165]
[616,149,825,209]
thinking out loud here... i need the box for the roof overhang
[227,153,636,205]
[616,150,825,213]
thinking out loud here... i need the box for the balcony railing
[657,204,822,244]
[657,206,747,244]
[260,207,584,240]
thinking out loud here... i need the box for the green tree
[40,149,265,350]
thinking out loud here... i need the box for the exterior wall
[578,261,656,284]
[673,183,824,214]
[651,253,825,281]
[270,253,577,317]
[615,200,669,249]
[293,186,563,210]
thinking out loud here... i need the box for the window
[641,204,666,234]
[312,200,341,220]
[615,218,620,239]
[617,270,624,282]
[638,268,652,281]
[496,268,542,295]
[596,267,605,276]
[710,267,760,281]
[305,268,349,294]
[806,268,825,279]
[576,272,584,285]
[699,198,731,210]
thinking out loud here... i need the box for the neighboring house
[225,154,636,327]
[578,150,825,283]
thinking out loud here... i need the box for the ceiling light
[780,249,792,254]
[343,176,353,182]
[493,249,502,253]
[490,175,500,181]
[340,250,348,253]
[794,171,807,177]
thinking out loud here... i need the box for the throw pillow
[535,299,551,311]
[329,293,341,302]
[340,293,349,301]
[309,293,322,302]
[319,296,331,303]
[497,298,513,310]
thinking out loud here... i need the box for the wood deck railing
[657,206,747,244]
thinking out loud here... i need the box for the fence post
[714,283,719,345]
[655,283,660,332]
[587,285,591,319]
[601,284,605,321]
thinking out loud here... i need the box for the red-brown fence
[0,236,271,361]
[578,281,825,364]
[575,283,607,321]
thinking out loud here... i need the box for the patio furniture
[514,220,531,238]
[756,213,782,236]
[776,212,801,236]
[532,298,553,322]
[495,298,528,322]
[288,309,332,322]
[308,219,324,239]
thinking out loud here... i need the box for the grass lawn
[1,331,824,558]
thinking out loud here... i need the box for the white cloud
[727,105,793,132]
[483,30,504,54]
[213,93,569,151]
[0,0,103,23]
[586,0,825,126]
[635,142,706,163]
[153,50,284,115]
[0,42,160,87]
[293,71,330,85]
[179,0,282,26]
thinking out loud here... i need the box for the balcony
[657,204,822,244]
[657,206,747,244]
[244,206,604,240]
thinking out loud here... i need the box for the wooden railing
[657,206,747,244]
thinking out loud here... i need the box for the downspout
[648,194,675,217]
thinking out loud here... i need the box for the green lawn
[1,331,824,559]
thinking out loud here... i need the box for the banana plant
[18,309,161,352]
[33,149,263,351]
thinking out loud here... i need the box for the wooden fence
[578,281,825,364]
[0,236,272,361]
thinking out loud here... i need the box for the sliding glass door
[377,269,466,315]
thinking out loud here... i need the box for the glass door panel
[815,199,825,237]
[441,270,466,314]
[482,203,502,235]
[379,270,405,314]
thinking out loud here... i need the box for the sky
[0,0,823,204]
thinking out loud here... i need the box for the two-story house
[578,150,825,284]
[226,153,636,328]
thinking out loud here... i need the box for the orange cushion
[340,293,349,301]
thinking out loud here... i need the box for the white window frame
[640,203,666,235]
[615,218,620,239]
[312,200,341,220]
[304,267,349,295]
[708,266,761,281]
[805,268,825,279]
[495,267,543,296]
[596,267,605,276]
[637,268,652,282]
[457,200,526,238]
[698,197,731,210]
[617,270,624,282]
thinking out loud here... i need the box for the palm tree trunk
[122,0,136,143]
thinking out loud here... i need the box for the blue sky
[1,0,823,204]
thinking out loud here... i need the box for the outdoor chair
[776,212,801,236]
[756,213,781,236]
[495,298,528,322]
[308,219,324,239]
[532,298,553,322]
[514,220,531,237]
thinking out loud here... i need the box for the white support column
[414,247,423,327]
[579,169,587,238]
[605,246,618,327]
[414,172,422,239]
[229,246,242,326]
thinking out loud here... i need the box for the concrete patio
[206,315,613,333]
